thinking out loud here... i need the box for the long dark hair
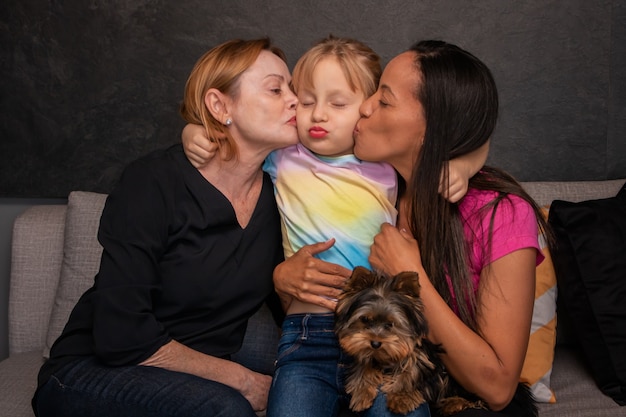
[405,40,552,331]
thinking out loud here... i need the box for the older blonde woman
[33,38,297,417]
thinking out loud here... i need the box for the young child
[182,36,485,417]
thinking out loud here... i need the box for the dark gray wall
[1,0,625,197]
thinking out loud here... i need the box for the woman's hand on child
[273,239,352,311]
[369,223,423,277]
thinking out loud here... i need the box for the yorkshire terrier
[335,266,537,417]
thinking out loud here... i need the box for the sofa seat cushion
[538,347,626,416]
[0,351,43,417]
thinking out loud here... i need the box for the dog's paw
[346,372,381,412]
[386,392,425,415]
[349,390,377,412]
[437,397,487,416]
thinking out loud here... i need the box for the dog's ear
[390,271,421,298]
[346,266,380,292]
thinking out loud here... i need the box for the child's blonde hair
[292,35,381,98]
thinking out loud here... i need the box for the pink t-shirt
[458,188,544,295]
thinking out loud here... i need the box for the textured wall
[1,0,625,197]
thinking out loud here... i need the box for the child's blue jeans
[266,313,430,417]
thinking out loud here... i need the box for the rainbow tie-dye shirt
[263,143,398,270]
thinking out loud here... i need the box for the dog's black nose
[370,341,382,349]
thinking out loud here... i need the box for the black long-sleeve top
[38,144,283,387]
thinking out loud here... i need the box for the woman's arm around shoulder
[182,123,218,168]
[442,140,489,202]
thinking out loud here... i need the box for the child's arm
[181,123,218,168]
[441,140,490,202]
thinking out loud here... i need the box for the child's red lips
[309,126,328,139]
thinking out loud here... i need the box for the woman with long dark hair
[352,40,551,416]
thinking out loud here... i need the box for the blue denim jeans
[33,357,257,417]
[266,313,430,417]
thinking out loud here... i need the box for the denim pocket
[274,327,304,366]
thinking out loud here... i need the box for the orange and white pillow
[520,207,557,403]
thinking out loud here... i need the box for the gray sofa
[1,180,625,417]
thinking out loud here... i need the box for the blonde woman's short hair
[180,38,287,160]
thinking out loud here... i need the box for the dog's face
[335,266,430,366]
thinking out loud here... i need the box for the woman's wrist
[277,291,293,312]
[273,263,293,310]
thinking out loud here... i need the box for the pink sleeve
[481,195,544,267]
[458,191,545,304]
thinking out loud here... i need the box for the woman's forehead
[380,52,419,97]
[245,50,291,81]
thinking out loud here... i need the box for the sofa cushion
[520,208,557,403]
[549,184,626,405]
[537,347,626,417]
[0,350,44,417]
[231,302,281,375]
[8,205,66,355]
[44,191,107,358]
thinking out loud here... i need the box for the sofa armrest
[9,205,66,355]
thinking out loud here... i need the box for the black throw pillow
[548,182,626,405]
